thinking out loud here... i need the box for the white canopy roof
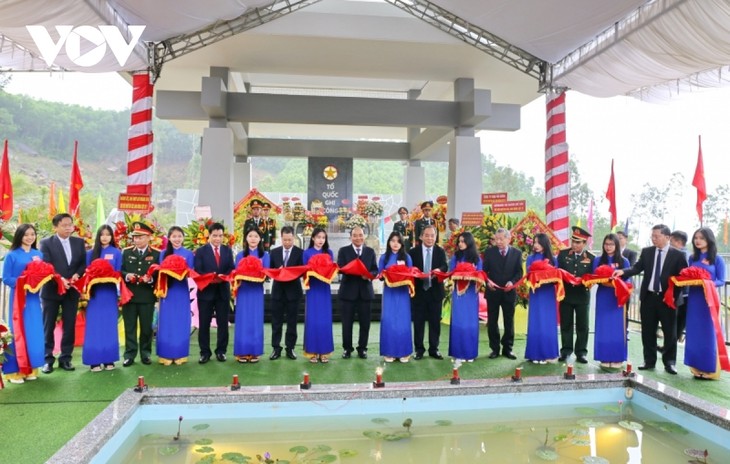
[2,0,729,102]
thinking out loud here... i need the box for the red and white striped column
[545,91,570,245]
[127,72,154,195]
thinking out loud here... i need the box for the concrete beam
[201,76,227,118]
[248,138,410,160]
[475,103,521,131]
[410,127,452,158]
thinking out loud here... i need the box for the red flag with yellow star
[69,141,84,218]
[0,140,13,221]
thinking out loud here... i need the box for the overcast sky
[7,72,729,243]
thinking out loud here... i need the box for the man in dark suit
[483,227,524,359]
[120,222,160,366]
[408,224,448,360]
[669,230,690,345]
[614,224,688,374]
[337,226,378,359]
[194,222,235,364]
[268,226,303,360]
[556,226,595,364]
[40,212,87,373]
[414,201,439,246]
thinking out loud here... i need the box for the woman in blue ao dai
[2,224,44,384]
[303,227,335,363]
[685,227,727,380]
[525,233,559,364]
[83,225,123,372]
[157,226,195,365]
[592,234,630,369]
[448,231,482,362]
[234,227,270,363]
[379,231,413,363]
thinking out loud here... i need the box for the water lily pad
[684,448,708,458]
[158,445,180,456]
[192,424,210,431]
[492,424,514,433]
[383,431,411,441]
[552,433,568,442]
[618,420,643,431]
[195,446,215,453]
[571,428,589,436]
[577,419,605,427]
[574,407,599,415]
[197,456,216,464]
[289,446,308,453]
[363,430,384,439]
[318,455,338,463]
[434,419,453,426]
[571,438,591,446]
[221,452,250,463]
[602,404,621,413]
[581,457,609,464]
[340,449,358,458]
[535,446,558,461]
[314,444,333,452]
[195,438,213,445]
[646,420,689,434]
[371,417,390,424]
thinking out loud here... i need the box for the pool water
[99,389,730,463]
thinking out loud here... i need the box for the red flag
[69,141,84,217]
[692,135,707,224]
[0,140,13,220]
[605,159,617,230]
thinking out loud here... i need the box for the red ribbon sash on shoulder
[303,253,338,289]
[13,260,66,375]
[379,264,429,297]
[665,267,730,371]
[521,259,577,302]
[149,254,215,296]
[433,262,487,295]
[74,258,133,305]
[581,264,633,307]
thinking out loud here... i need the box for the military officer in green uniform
[414,201,439,246]
[121,222,160,366]
[557,226,595,364]
[392,206,414,250]
[261,202,277,251]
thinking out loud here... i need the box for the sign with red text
[481,192,508,204]
[491,200,526,213]
[461,212,484,226]
[118,193,152,213]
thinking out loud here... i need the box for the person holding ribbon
[303,227,337,363]
[155,226,196,366]
[524,233,560,364]
[2,224,45,384]
[378,231,414,362]
[233,227,270,363]
[587,234,630,369]
[447,231,484,363]
[82,225,124,372]
[683,227,729,379]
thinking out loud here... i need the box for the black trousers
[198,297,230,356]
[42,292,80,364]
[485,289,516,354]
[412,294,442,355]
[270,297,299,351]
[122,302,155,360]
[559,301,589,357]
[640,292,677,367]
[340,299,371,353]
[676,302,688,339]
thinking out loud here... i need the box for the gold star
[323,165,338,180]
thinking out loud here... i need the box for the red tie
[214,247,220,266]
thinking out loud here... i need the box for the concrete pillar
[200,127,234,225]
[404,161,426,209]
[447,136,482,220]
[232,155,252,203]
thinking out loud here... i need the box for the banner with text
[118,193,152,214]
[308,158,353,221]
[461,212,485,226]
[491,200,526,213]
[481,192,508,204]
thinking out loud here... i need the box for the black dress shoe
[429,352,444,360]
[198,354,211,364]
[269,350,282,360]
[42,363,54,374]
[357,351,368,359]
[637,364,655,370]
[502,352,517,360]
[414,352,424,360]
[216,353,227,362]
[123,358,134,367]
[60,361,75,371]
[342,351,352,359]
[665,365,678,375]
[141,357,152,365]
[576,356,588,364]
[488,352,499,359]
[558,355,568,362]
[285,349,297,360]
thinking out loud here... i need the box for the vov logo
[26,25,146,67]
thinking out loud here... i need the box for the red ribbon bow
[581,264,633,307]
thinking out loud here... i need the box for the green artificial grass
[1,322,729,463]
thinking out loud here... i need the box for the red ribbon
[263,265,309,282]
[303,253,339,288]
[433,262,487,295]
[581,264,633,307]
[228,255,267,292]
[12,260,66,375]
[378,264,429,297]
[665,267,730,371]
[339,258,375,280]
[148,254,212,295]
[74,258,133,305]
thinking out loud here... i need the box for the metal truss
[0,32,68,72]
[147,0,321,82]
[384,0,547,86]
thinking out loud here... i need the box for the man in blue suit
[194,222,235,363]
